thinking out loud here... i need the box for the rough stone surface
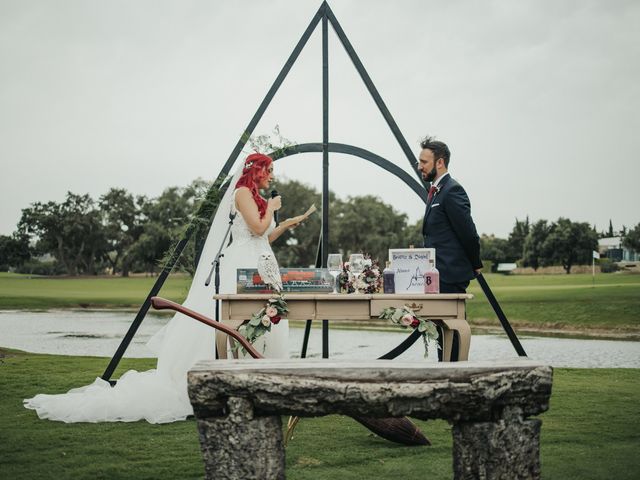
[188,359,552,421]
[196,397,285,480]
[452,417,541,480]
[188,359,551,479]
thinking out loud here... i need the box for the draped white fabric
[24,159,288,423]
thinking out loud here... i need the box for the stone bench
[188,359,553,480]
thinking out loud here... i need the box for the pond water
[1,310,638,368]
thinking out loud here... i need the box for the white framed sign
[388,248,435,293]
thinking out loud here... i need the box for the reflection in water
[0,310,639,368]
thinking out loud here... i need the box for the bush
[599,258,620,273]
[15,259,67,276]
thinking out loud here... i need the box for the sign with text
[388,248,434,293]
[236,268,333,293]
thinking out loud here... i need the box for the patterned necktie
[427,185,437,202]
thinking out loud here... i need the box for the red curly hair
[235,153,273,219]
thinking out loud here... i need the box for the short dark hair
[420,136,450,167]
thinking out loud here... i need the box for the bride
[24,153,302,423]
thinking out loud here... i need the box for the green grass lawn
[2,349,638,479]
[1,271,639,334]
[466,273,640,333]
[0,272,192,310]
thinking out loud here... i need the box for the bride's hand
[267,196,282,212]
[284,215,305,229]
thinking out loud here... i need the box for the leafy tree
[543,218,598,273]
[506,216,529,262]
[99,188,145,276]
[138,179,221,276]
[271,179,323,267]
[622,223,640,253]
[403,219,425,250]
[0,233,31,270]
[18,193,107,275]
[132,187,195,274]
[523,220,550,271]
[330,195,410,264]
[480,234,510,271]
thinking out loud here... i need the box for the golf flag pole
[592,250,600,286]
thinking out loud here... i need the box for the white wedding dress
[219,190,289,357]
[24,168,289,423]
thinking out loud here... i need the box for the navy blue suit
[422,174,482,290]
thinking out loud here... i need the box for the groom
[419,136,482,360]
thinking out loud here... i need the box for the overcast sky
[1,0,639,238]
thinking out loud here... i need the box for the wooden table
[212,293,473,362]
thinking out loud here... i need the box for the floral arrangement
[338,256,382,294]
[378,305,439,357]
[235,294,288,354]
[338,263,355,293]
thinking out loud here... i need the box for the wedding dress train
[24,168,288,423]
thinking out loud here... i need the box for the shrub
[599,258,620,273]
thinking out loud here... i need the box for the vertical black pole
[322,319,329,358]
[300,319,312,358]
[321,10,329,267]
[321,9,330,361]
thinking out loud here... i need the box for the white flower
[363,259,372,267]
[261,315,271,327]
[265,306,278,317]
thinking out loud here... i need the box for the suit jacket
[422,174,482,284]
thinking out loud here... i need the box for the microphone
[270,190,280,226]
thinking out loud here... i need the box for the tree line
[481,217,640,273]
[1,178,638,275]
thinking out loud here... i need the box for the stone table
[188,359,553,480]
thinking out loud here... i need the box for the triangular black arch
[101,1,427,381]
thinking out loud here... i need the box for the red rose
[410,318,419,328]
[271,316,281,325]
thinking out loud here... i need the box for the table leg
[441,319,471,361]
[322,319,329,358]
[215,319,244,359]
[300,319,312,358]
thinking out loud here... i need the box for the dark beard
[424,167,437,182]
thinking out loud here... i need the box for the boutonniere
[434,184,442,195]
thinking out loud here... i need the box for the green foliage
[0,233,31,271]
[17,192,107,275]
[98,188,145,276]
[330,195,411,264]
[598,258,620,273]
[272,180,419,267]
[506,216,529,261]
[243,124,297,158]
[378,305,438,357]
[14,259,66,276]
[543,218,599,273]
[271,179,323,267]
[523,219,550,270]
[480,234,511,271]
[622,222,640,253]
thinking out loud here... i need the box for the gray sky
[1,0,639,238]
